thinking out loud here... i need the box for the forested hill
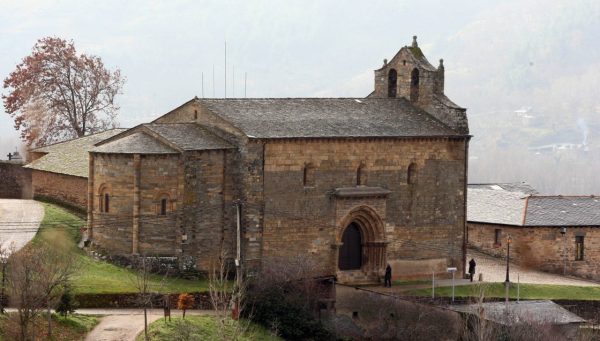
[438,0,600,194]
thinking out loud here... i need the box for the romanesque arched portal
[337,206,387,275]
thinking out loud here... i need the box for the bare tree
[130,255,169,341]
[207,247,250,340]
[2,37,124,147]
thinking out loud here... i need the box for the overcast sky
[1,0,597,163]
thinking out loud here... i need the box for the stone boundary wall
[0,161,32,199]
[31,169,87,210]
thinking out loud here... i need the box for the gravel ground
[467,249,599,286]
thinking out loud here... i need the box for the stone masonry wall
[261,138,467,279]
[468,223,600,280]
[0,161,32,199]
[138,154,181,256]
[92,153,135,254]
[179,149,237,271]
[31,170,86,209]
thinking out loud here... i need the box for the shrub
[55,288,77,316]
[177,293,195,318]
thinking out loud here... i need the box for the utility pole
[233,199,242,319]
[505,234,512,283]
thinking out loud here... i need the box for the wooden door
[339,223,362,270]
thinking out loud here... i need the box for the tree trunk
[47,304,52,338]
[144,307,148,341]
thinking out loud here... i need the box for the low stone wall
[0,161,32,199]
[31,169,87,210]
[73,292,214,309]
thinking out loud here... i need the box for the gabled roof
[93,123,234,154]
[467,183,600,227]
[197,98,464,138]
[143,123,233,150]
[93,132,178,154]
[25,129,126,178]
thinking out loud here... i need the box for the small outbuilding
[467,183,600,279]
[450,300,586,340]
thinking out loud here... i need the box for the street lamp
[560,227,567,275]
[505,235,512,284]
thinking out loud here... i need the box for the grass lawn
[0,313,99,341]
[136,316,282,341]
[407,282,600,300]
[36,203,206,294]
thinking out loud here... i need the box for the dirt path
[85,314,162,341]
[83,309,209,341]
[0,199,43,251]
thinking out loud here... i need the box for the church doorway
[338,223,362,270]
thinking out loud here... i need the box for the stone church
[87,37,469,283]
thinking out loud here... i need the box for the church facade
[87,37,470,283]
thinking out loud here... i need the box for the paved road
[468,249,599,286]
[82,309,210,341]
[0,199,44,251]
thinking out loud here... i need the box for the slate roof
[198,98,464,138]
[467,185,528,226]
[25,129,126,178]
[93,123,233,154]
[450,300,585,326]
[143,123,233,150]
[93,132,179,154]
[467,183,600,227]
[524,196,600,226]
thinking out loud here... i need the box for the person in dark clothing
[384,264,392,287]
[468,258,476,282]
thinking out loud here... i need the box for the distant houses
[467,183,600,280]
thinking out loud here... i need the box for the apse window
[160,198,168,215]
[575,236,584,261]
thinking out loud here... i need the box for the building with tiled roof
[23,129,125,209]
[467,183,600,279]
[88,37,470,284]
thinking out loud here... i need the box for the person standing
[384,264,392,287]
[468,258,476,282]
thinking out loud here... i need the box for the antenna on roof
[233,64,235,98]
[244,72,247,98]
[224,41,227,98]
[212,64,215,98]
[201,72,204,98]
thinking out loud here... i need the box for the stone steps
[337,270,380,285]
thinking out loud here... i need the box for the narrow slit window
[575,236,584,261]
[494,229,502,246]
[357,163,366,186]
[160,198,168,215]
[103,193,110,213]
[303,163,315,187]
[407,163,417,185]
